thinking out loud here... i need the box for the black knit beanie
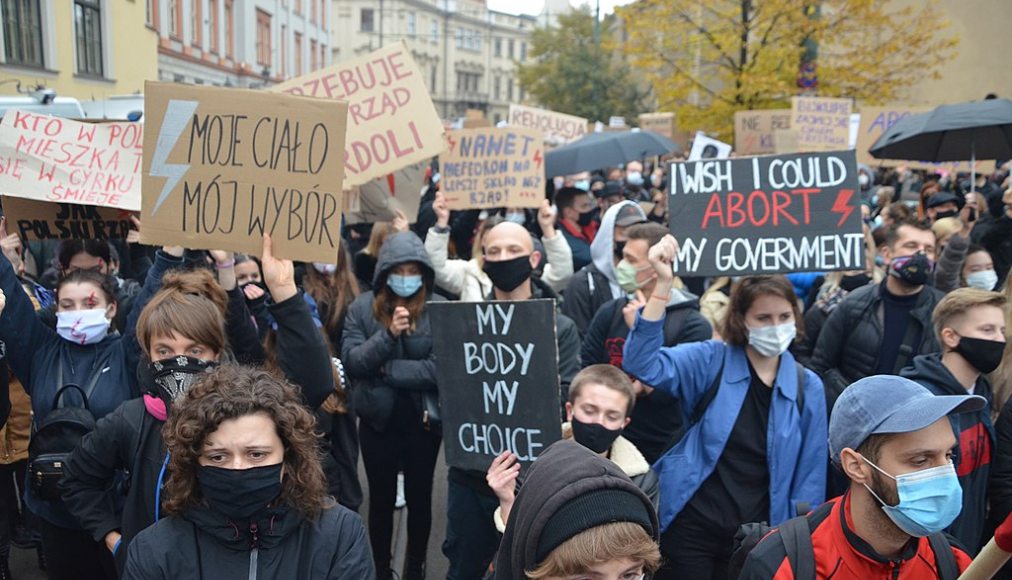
[535,488,656,563]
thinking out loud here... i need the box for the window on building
[280,25,286,76]
[494,38,501,57]
[191,0,202,46]
[319,0,326,28]
[295,0,302,15]
[508,39,514,59]
[256,9,271,69]
[407,12,415,37]
[145,0,157,28]
[74,0,103,76]
[455,28,462,48]
[360,8,374,32]
[2,0,45,67]
[520,41,526,60]
[310,39,317,71]
[430,19,438,43]
[493,76,500,100]
[294,32,302,75]
[168,0,181,38]
[224,0,234,58]
[430,65,437,93]
[519,87,525,101]
[506,78,513,101]
[209,0,219,53]
[319,42,325,68]
[310,0,316,23]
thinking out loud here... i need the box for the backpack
[726,510,960,580]
[28,352,109,501]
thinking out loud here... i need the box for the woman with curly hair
[123,364,374,579]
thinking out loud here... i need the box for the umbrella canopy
[545,130,680,177]
[869,98,1012,162]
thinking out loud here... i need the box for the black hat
[614,203,647,227]
[594,180,624,200]
[536,488,656,563]
[925,191,963,210]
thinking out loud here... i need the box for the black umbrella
[545,130,680,177]
[869,98,1012,188]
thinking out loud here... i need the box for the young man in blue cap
[740,375,982,579]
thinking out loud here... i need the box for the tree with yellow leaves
[617,0,958,141]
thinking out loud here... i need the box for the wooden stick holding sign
[429,300,562,472]
[139,82,348,263]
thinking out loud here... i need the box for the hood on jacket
[660,287,700,310]
[590,201,640,291]
[493,439,659,579]
[901,352,993,399]
[372,232,435,289]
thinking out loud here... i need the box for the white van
[0,95,86,119]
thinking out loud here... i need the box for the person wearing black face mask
[61,237,335,577]
[811,222,946,413]
[486,364,659,534]
[555,187,599,272]
[900,288,1007,553]
[123,365,373,579]
[443,221,583,580]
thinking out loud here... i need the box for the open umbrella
[869,98,1012,188]
[545,130,680,177]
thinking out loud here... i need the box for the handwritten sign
[734,110,791,156]
[439,127,544,210]
[429,300,562,471]
[140,82,348,263]
[2,196,133,241]
[508,104,588,146]
[0,111,142,210]
[857,106,996,174]
[638,112,676,141]
[271,41,443,187]
[343,162,425,225]
[791,97,853,152]
[667,150,864,277]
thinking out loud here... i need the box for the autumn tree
[517,7,647,123]
[617,0,959,140]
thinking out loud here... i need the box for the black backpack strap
[891,317,923,375]
[53,346,115,410]
[927,533,959,580]
[690,357,725,425]
[780,516,816,580]
[795,362,806,414]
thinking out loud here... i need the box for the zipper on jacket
[248,522,259,580]
[890,560,901,580]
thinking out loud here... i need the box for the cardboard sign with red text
[271,41,444,187]
[508,104,588,146]
[2,196,134,241]
[734,110,792,156]
[140,82,348,263]
[0,110,143,210]
[439,128,544,210]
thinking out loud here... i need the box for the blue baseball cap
[828,375,985,465]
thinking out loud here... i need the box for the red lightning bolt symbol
[831,188,855,227]
[447,136,457,152]
[533,149,543,169]
[386,174,397,197]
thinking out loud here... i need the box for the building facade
[329,0,536,122]
[153,0,332,88]
[0,0,157,102]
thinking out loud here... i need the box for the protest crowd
[1,47,1012,580]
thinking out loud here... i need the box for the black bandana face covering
[149,356,217,405]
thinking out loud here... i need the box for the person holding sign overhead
[341,231,444,580]
[622,234,827,580]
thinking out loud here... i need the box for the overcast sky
[486,0,633,18]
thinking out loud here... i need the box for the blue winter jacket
[622,314,827,533]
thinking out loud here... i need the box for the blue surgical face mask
[862,456,962,537]
[505,211,526,225]
[387,274,423,298]
[573,179,590,192]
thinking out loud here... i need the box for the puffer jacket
[342,232,445,432]
[123,503,374,579]
[0,377,30,465]
[810,282,944,410]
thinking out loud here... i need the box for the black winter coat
[123,504,374,579]
[810,283,943,410]
[561,264,615,335]
[901,354,994,553]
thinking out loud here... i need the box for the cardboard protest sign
[439,127,544,210]
[271,41,444,187]
[430,300,562,471]
[140,82,348,263]
[0,111,143,210]
[638,112,676,141]
[667,150,864,277]
[790,97,853,152]
[508,104,587,146]
[773,128,799,154]
[688,132,732,161]
[856,106,996,173]
[734,110,791,156]
[342,161,426,225]
[2,196,133,241]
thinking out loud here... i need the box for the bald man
[443,221,581,580]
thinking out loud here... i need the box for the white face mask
[312,262,337,275]
[965,270,998,291]
[747,322,797,358]
[56,308,112,345]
